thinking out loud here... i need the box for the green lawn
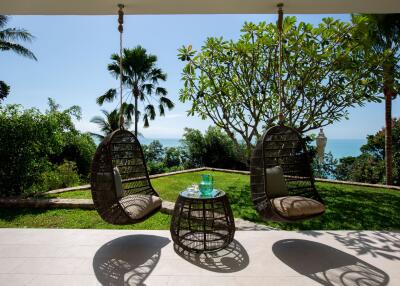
[1,170,400,230]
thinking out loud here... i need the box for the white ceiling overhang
[1,0,400,15]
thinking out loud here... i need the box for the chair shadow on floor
[173,239,249,273]
[93,235,170,286]
[273,239,389,286]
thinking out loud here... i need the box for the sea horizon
[139,137,367,160]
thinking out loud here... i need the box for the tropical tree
[97,46,174,136]
[354,14,400,185]
[178,18,381,155]
[90,109,131,140]
[0,15,37,101]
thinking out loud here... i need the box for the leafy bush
[164,147,183,168]
[312,152,338,179]
[28,161,81,195]
[181,127,247,170]
[49,133,96,179]
[0,99,95,197]
[146,161,167,175]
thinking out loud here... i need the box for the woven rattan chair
[91,129,161,225]
[250,125,325,222]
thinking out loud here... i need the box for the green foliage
[164,147,182,168]
[29,161,81,195]
[181,127,247,169]
[313,152,338,179]
[179,17,381,153]
[42,171,400,230]
[352,14,400,98]
[143,140,164,162]
[0,99,96,196]
[0,15,37,101]
[97,46,174,135]
[335,118,400,185]
[90,108,131,140]
[0,208,171,230]
[151,171,400,230]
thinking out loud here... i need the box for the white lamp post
[316,128,327,163]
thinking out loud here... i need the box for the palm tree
[360,14,400,185]
[97,46,174,136]
[90,109,131,140]
[0,15,37,101]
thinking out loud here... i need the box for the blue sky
[1,14,399,139]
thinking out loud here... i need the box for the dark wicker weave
[90,129,160,225]
[250,125,324,222]
[170,191,235,253]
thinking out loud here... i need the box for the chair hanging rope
[90,4,161,226]
[118,4,124,129]
[249,4,325,222]
[277,3,284,124]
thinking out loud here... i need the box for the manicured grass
[0,208,171,229]
[3,170,400,230]
[46,190,91,199]
[154,171,400,230]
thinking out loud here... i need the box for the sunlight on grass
[4,171,400,230]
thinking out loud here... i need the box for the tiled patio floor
[0,229,398,285]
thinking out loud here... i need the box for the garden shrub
[0,100,95,197]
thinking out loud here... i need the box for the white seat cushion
[271,196,325,219]
[119,194,162,220]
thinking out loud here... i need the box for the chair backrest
[109,130,156,197]
[91,129,157,224]
[250,125,320,214]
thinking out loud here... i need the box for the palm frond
[145,104,156,120]
[0,28,35,42]
[155,87,167,96]
[143,114,149,128]
[0,42,37,60]
[97,89,117,105]
[159,104,165,116]
[0,80,10,101]
[160,96,175,110]
[0,16,8,28]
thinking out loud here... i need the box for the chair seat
[119,194,162,220]
[271,196,325,219]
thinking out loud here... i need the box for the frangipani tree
[178,17,381,155]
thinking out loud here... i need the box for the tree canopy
[178,17,381,152]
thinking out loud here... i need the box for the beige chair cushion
[271,196,325,219]
[113,167,124,198]
[119,194,162,220]
[266,166,288,198]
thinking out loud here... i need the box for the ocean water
[324,139,366,159]
[140,137,366,159]
[95,136,366,159]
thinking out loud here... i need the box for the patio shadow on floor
[173,239,249,273]
[93,234,170,286]
[272,239,389,286]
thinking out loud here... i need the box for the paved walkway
[0,229,398,285]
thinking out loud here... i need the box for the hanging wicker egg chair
[249,4,325,222]
[250,125,325,222]
[91,129,161,225]
[90,5,161,225]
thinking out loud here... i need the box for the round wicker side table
[170,189,235,253]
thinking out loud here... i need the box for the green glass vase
[199,174,213,196]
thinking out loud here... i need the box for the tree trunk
[383,60,394,185]
[134,95,138,137]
